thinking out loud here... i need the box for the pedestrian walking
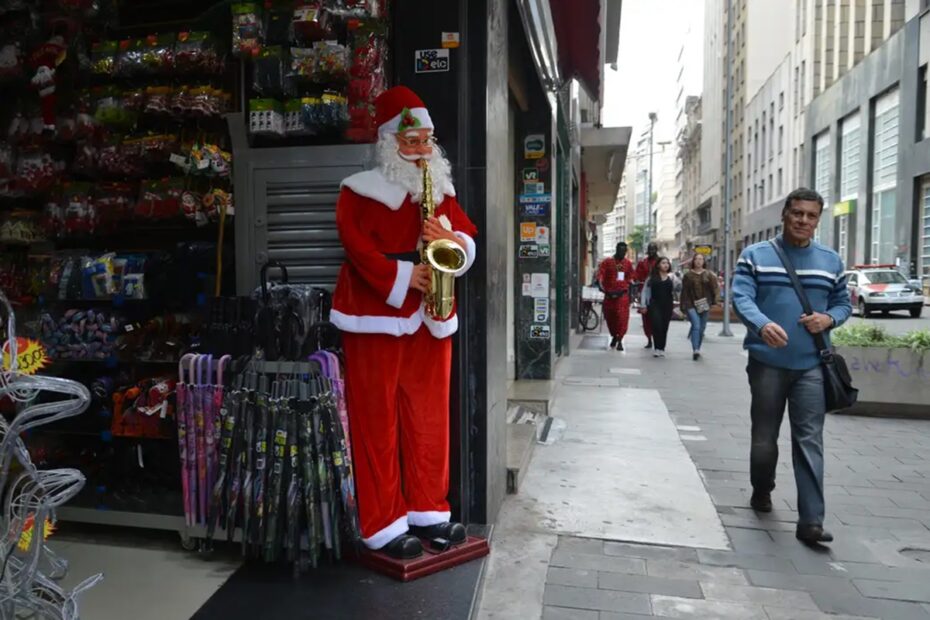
[731,188,852,546]
[635,243,659,349]
[640,256,674,358]
[597,242,634,351]
[679,252,719,361]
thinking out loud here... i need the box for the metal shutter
[235,144,374,294]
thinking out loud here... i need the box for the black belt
[384,251,421,265]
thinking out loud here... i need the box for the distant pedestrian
[635,243,659,348]
[731,188,852,546]
[679,252,719,361]
[640,256,674,358]
[597,241,634,351]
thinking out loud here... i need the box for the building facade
[805,8,930,282]
[677,96,704,262]
[744,0,911,240]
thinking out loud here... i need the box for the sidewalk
[477,320,930,620]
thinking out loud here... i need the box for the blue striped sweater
[731,236,852,370]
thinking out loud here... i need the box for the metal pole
[647,112,656,246]
[719,0,734,337]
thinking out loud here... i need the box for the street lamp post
[719,0,734,338]
[647,112,657,247]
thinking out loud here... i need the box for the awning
[549,0,603,100]
[581,125,632,217]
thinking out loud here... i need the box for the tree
[628,225,648,256]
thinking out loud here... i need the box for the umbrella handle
[218,355,231,386]
[179,353,195,383]
[191,354,201,387]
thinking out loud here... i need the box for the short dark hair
[783,188,825,214]
[615,242,628,259]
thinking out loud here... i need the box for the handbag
[694,297,710,313]
[769,240,858,413]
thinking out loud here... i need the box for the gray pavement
[482,318,930,620]
[844,313,929,336]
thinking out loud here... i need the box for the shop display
[330,87,477,559]
[243,0,389,143]
[0,289,103,618]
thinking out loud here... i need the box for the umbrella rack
[173,355,360,571]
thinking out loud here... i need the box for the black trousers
[647,305,672,350]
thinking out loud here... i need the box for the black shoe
[644,340,653,349]
[609,337,618,349]
[382,534,423,559]
[693,352,700,361]
[409,521,467,545]
[750,490,773,513]
[796,524,834,545]
[616,340,624,351]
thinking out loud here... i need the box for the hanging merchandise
[232,3,263,57]
[253,45,286,96]
[328,0,388,19]
[292,2,330,44]
[174,31,224,75]
[346,21,387,143]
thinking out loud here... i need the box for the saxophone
[419,159,467,320]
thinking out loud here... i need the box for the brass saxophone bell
[418,158,466,321]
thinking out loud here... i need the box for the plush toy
[31,66,57,131]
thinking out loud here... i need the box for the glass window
[779,126,784,153]
[871,89,899,264]
[778,168,783,194]
[922,184,930,278]
[838,215,849,260]
[848,273,858,286]
[862,271,907,284]
[814,132,832,244]
[840,113,861,200]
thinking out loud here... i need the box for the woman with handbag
[597,242,634,350]
[640,257,675,358]
[679,252,720,361]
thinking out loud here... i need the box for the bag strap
[768,240,829,354]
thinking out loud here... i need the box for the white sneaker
[657,350,666,357]
[653,351,660,358]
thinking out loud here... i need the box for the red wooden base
[356,536,490,582]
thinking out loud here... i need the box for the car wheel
[910,306,923,318]
[859,299,871,317]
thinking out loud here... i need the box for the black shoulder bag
[769,240,858,413]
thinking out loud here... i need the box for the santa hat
[375,86,434,137]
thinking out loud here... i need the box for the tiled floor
[485,320,930,619]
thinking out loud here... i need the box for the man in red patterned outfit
[597,241,634,351]
[331,86,478,560]
[635,242,659,349]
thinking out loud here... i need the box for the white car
[846,265,924,318]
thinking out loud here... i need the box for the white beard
[376,136,453,204]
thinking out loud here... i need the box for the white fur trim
[387,260,414,309]
[420,304,459,338]
[362,515,410,550]
[342,170,407,210]
[379,107,434,136]
[342,168,455,210]
[330,309,423,336]
[407,510,452,527]
[453,232,476,277]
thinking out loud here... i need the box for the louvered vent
[265,180,344,287]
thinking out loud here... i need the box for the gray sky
[601,0,705,141]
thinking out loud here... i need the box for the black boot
[382,534,423,559]
[616,339,624,351]
[609,337,618,349]
[409,521,467,545]
[644,338,653,349]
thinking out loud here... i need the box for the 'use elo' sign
[415,49,451,73]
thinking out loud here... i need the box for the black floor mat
[192,555,485,620]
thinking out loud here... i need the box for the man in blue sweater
[731,188,852,545]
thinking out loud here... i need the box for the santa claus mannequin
[332,86,478,560]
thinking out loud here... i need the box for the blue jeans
[686,308,708,352]
[747,357,826,526]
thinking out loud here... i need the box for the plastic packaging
[232,3,263,57]
[249,98,285,137]
[175,31,223,74]
[253,46,285,96]
[292,2,330,44]
[90,40,117,76]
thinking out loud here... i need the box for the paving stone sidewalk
[540,322,930,620]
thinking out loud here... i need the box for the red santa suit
[331,89,477,550]
[597,256,633,341]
